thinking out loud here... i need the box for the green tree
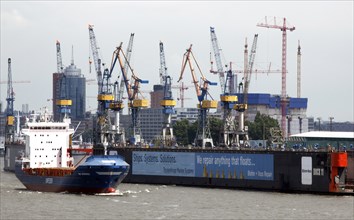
[173,119,190,145]
[187,120,198,145]
[209,116,223,145]
[246,112,280,140]
[173,117,223,146]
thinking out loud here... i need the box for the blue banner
[195,153,274,180]
[132,151,195,176]
[132,151,274,181]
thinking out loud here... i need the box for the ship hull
[113,147,351,194]
[15,155,130,194]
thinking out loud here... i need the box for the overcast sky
[1,1,353,122]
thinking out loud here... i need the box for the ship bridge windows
[29,126,67,130]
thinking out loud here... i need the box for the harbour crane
[178,44,218,148]
[234,34,258,147]
[210,27,238,147]
[88,24,114,154]
[55,40,72,122]
[5,58,15,144]
[110,42,149,146]
[110,33,135,146]
[159,41,176,147]
[257,16,295,138]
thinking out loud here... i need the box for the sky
[1,1,353,122]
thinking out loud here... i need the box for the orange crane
[257,16,295,138]
[110,42,149,146]
[178,44,218,148]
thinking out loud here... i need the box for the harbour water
[1,159,353,220]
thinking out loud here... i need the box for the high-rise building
[53,60,86,121]
[21,104,29,114]
[150,84,164,109]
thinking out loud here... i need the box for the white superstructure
[21,108,74,168]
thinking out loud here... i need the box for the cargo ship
[111,147,353,194]
[13,108,130,194]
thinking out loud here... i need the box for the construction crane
[178,44,218,148]
[210,27,238,147]
[234,34,259,147]
[88,24,114,154]
[159,41,176,147]
[5,58,15,144]
[257,16,295,138]
[171,82,192,108]
[55,41,72,122]
[110,42,149,146]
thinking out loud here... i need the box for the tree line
[173,112,280,146]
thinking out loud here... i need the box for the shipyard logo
[301,157,312,185]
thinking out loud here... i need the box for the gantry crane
[110,33,135,146]
[159,41,176,147]
[5,58,15,144]
[178,44,218,148]
[88,24,115,154]
[55,40,72,122]
[110,42,149,146]
[257,16,295,138]
[210,27,238,147]
[234,34,258,147]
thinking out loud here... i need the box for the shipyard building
[236,93,309,136]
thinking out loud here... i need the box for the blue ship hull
[15,155,130,194]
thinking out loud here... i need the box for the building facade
[53,61,86,121]
[236,93,309,137]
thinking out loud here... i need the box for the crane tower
[55,41,72,122]
[234,34,259,147]
[257,17,295,138]
[5,58,15,143]
[297,40,301,98]
[88,25,115,154]
[159,41,176,147]
[210,27,238,147]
